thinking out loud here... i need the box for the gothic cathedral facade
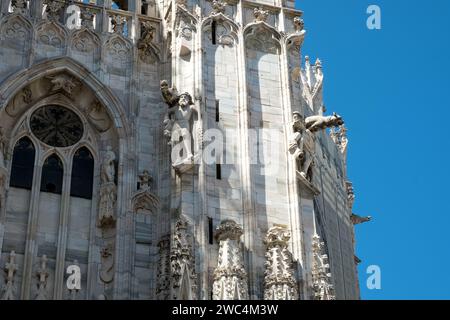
[0,0,365,300]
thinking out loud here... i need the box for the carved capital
[264,226,291,248]
[215,219,243,241]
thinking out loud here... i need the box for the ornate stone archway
[0,57,135,300]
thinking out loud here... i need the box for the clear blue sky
[295,0,450,299]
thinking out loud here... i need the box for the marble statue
[98,147,117,227]
[305,113,344,133]
[289,111,316,182]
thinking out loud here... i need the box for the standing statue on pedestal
[289,111,345,186]
[289,112,316,182]
[98,146,117,227]
[160,81,201,169]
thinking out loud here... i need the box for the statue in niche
[289,111,316,182]
[98,146,117,227]
[86,101,112,133]
[160,82,201,168]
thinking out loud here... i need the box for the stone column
[263,226,298,300]
[212,220,248,300]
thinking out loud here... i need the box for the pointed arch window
[10,137,36,189]
[40,154,64,194]
[70,147,94,199]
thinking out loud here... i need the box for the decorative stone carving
[137,21,159,64]
[11,0,28,15]
[212,220,249,300]
[245,26,280,55]
[86,101,112,133]
[80,8,95,30]
[160,80,180,108]
[36,21,66,48]
[305,113,344,133]
[1,251,18,300]
[105,35,131,61]
[46,74,80,97]
[98,146,117,227]
[138,170,153,190]
[35,255,49,300]
[44,0,64,21]
[253,7,269,22]
[289,112,316,186]
[293,16,304,33]
[212,0,226,14]
[156,236,171,300]
[311,234,335,300]
[6,86,32,117]
[330,125,348,155]
[100,244,114,283]
[175,5,197,56]
[351,214,372,225]
[111,15,127,34]
[311,58,323,98]
[263,226,298,300]
[132,170,159,214]
[346,181,355,209]
[71,29,99,53]
[160,86,201,171]
[176,0,188,9]
[205,14,236,47]
[1,14,31,40]
[170,217,197,300]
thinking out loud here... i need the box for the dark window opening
[141,0,149,15]
[211,21,217,45]
[10,137,36,190]
[215,100,220,122]
[208,217,214,245]
[112,0,128,10]
[70,147,94,199]
[216,164,221,180]
[41,154,63,194]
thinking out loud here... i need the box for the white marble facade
[0,0,361,300]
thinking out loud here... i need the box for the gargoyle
[305,112,344,133]
[350,214,372,225]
